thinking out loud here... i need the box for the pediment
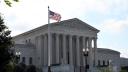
[13,18,99,38]
[50,18,100,33]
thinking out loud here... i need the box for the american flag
[49,10,61,22]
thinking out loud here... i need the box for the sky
[0,0,128,58]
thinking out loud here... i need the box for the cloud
[119,48,128,58]
[1,0,128,36]
[1,0,128,58]
[46,0,111,20]
[99,17,128,33]
[109,0,128,11]
[0,0,49,36]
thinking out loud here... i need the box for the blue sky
[0,0,128,57]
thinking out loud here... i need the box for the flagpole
[48,6,51,72]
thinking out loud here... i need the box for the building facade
[120,58,128,67]
[96,48,120,72]
[13,18,121,72]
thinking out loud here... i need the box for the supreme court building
[12,18,120,72]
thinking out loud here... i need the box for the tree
[1,0,19,7]
[99,67,112,72]
[25,65,37,72]
[14,63,26,72]
[0,14,13,72]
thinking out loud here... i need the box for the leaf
[4,0,12,7]
[13,0,19,2]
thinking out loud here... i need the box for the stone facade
[96,48,120,72]
[12,18,121,72]
[120,58,128,67]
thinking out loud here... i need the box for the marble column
[52,34,56,64]
[35,36,39,67]
[94,37,97,66]
[41,35,44,66]
[83,37,86,66]
[49,33,52,64]
[63,34,67,64]
[76,36,80,66]
[36,36,43,67]
[44,34,48,66]
[88,38,93,71]
[37,36,40,65]
[56,34,60,64]
[69,35,73,65]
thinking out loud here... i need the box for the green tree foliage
[0,14,13,72]
[99,67,112,72]
[4,62,15,72]
[120,70,127,72]
[4,0,19,7]
[14,63,26,72]
[14,63,37,72]
[25,65,37,72]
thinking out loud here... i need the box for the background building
[120,58,128,71]
[96,48,120,72]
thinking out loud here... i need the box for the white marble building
[120,58,128,67]
[12,18,121,72]
[96,48,120,72]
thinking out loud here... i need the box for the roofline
[13,18,100,39]
[97,48,120,54]
[120,57,128,59]
[76,18,100,33]
[12,19,69,39]
[12,24,48,39]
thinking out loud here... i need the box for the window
[22,57,25,64]
[29,57,33,65]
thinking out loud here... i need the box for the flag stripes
[49,10,61,22]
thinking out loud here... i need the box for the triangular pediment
[50,18,100,33]
[13,18,99,38]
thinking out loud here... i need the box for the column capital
[92,37,98,40]
[89,37,93,40]
[68,34,72,37]
[55,33,59,36]
[83,36,86,38]
[62,34,67,37]
[76,35,80,38]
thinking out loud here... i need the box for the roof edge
[97,48,120,54]
[13,18,100,39]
